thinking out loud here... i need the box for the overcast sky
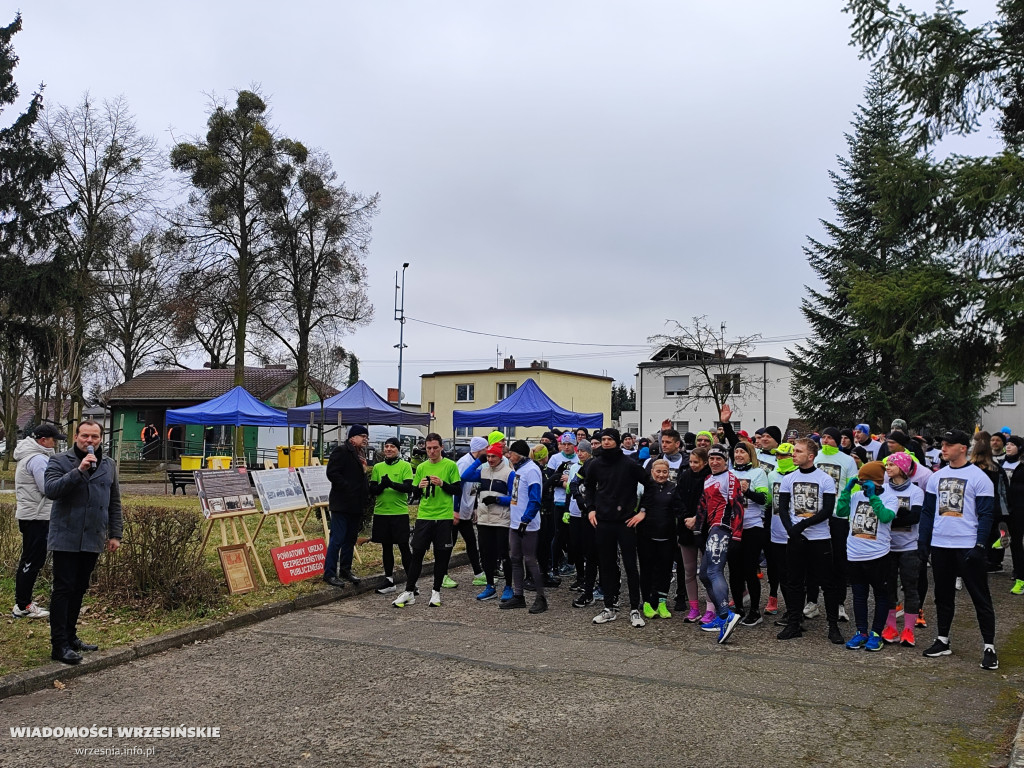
[12,1,1003,405]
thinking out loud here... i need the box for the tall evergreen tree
[791,71,984,432]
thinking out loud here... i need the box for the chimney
[530,360,549,369]
[503,356,516,370]
[714,349,725,358]
[264,364,287,370]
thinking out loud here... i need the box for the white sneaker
[593,607,618,624]
[429,590,442,607]
[802,602,820,619]
[630,609,646,628]
[837,605,849,622]
[392,590,416,608]
[375,579,397,595]
[955,577,963,591]
[12,602,49,619]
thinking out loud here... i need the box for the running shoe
[572,593,595,608]
[684,605,701,622]
[11,602,49,619]
[802,602,820,619]
[828,623,845,645]
[740,611,763,627]
[642,602,656,619]
[981,648,999,670]
[700,616,725,633]
[442,575,458,589]
[392,590,416,608]
[429,589,442,607]
[593,608,618,624]
[472,573,487,587]
[881,625,899,644]
[630,609,646,628]
[845,632,869,650]
[699,609,716,625]
[894,603,904,618]
[593,586,605,601]
[1011,579,1024,595]
[764,596,779,615]
[915,609,927,629]
[375,579,397,595]
[718,611,741,644]
[837,604,849,622]
[955,577,963,591]
[476,585,497,601]
[656,601,672,619]
[500,586,514,602]
[899,627,915,647]
[922,639,952,657]
[865,632,883,652]
[499,594,526,610]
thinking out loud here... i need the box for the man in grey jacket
[44,420,123,664]
[13,424,65,619]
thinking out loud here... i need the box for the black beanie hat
[348,424,369,439]
[822,427,842,444]
[886,431,910,447]
[600,428,621,445]
[384,437,401,448]
[509,440,531,458]
[764,426,782,445]
[1007,435,1024,452]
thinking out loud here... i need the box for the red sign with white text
[271,538,326,584]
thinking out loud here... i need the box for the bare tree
[160,263,239,370]
[41,93,162,405]
[648,316,768,422]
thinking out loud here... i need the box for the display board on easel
[195,468,267,584]
[296,465,331,541]
[251,468,314,551]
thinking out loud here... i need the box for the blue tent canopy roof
[164,386,289,427]
[286,380,431,427]
[452,378,603,429]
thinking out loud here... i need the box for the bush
[95,505,220,611]
[0,501,21,574]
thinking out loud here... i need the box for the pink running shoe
[684,605,701,623]
[699,609,716,625]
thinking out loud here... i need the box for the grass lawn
[1,494,448,678]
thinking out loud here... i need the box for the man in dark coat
[324,425,370,587]
[44,420,122,665]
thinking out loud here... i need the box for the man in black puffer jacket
[325,425,370,587]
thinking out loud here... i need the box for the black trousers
[595,520,640,610]
[570,515,599,591]
[931,546,996,644]
[767,540,787,599]
[538,507,555,575]
[807,517,848,605]
[49,550,100,649]
[729,525,764,613]
[637,535,675,604]
[477,524,511,587]
[783,536,839,627]
[1009,510,1024,581]
[16,519,49,610]
[452,518,482,575]
[553,505,570,569]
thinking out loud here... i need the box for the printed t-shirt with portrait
[779,467,836,541]
[733,466,769,529]
[887,481,924,553]
[846,487,898,561]
[815,451,858,513]
[548,452,578,505]
[508,459,543,532]
[370,459,413,516]
[925,463,995,549]
[757,450,777,472]
[412,458,461,520]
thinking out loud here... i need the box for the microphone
[87,445,97,472]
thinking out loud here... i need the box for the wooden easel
[253,506,310,549]
[200,510,268,584]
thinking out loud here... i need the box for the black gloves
[966,544,987,564]
[517,522,528,535]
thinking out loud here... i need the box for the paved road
[2,564,1023,768]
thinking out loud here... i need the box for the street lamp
[395,263,409,441]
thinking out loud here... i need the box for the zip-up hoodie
[14,436,54,521]
[638,479,682,539]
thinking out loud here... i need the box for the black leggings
[767,541,787,599]
[1009,510,1024,581]
[729,526,764,613]
[452,519,482,574]
[638,535,675,604]
[478,524,511,587]
[596,521,640,610]
[538,508,555,575]
[570,515,598,590]
[381,538,412,582]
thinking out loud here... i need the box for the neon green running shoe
[442,575,458,589]
[642,602,656,619]
[1011,579,1024,595]
[471,573,487,586]
[657,601,672,619]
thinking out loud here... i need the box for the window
[999,383,1015,405]
[673,421,689,434]
[715,374,741,396]
[456,384,474,402]
[496,382,517,401]
[455,427,473,438]
[664,375,689,396]
[428,401,435,415]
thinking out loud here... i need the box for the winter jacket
[676,465,710,546]
[326,441,369,514]
[462,458,512,528]
[44,446,122,553]
[638,480,682,539]
[695,470,745,540]
[14,436,54,521]
[583,447,649,523]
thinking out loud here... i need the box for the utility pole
[395,263,409,441]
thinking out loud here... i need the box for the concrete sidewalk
[2,564,1022,767]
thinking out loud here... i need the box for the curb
[1011,706,1024,768]
[0,552,469,701]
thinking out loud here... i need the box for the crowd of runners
[323,408,1019,672]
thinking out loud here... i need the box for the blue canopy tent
[452,378,603,430]
[165,385,289,427]
[286,380,431,427]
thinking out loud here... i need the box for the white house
[978,378,1021,435]
[631,346,795,438]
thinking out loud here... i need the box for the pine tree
[791,71,984,432]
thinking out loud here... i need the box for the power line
[406,317,648,347]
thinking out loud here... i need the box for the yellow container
[181,456,203,471]
[277,445,310,467]
[206,456,231,470]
